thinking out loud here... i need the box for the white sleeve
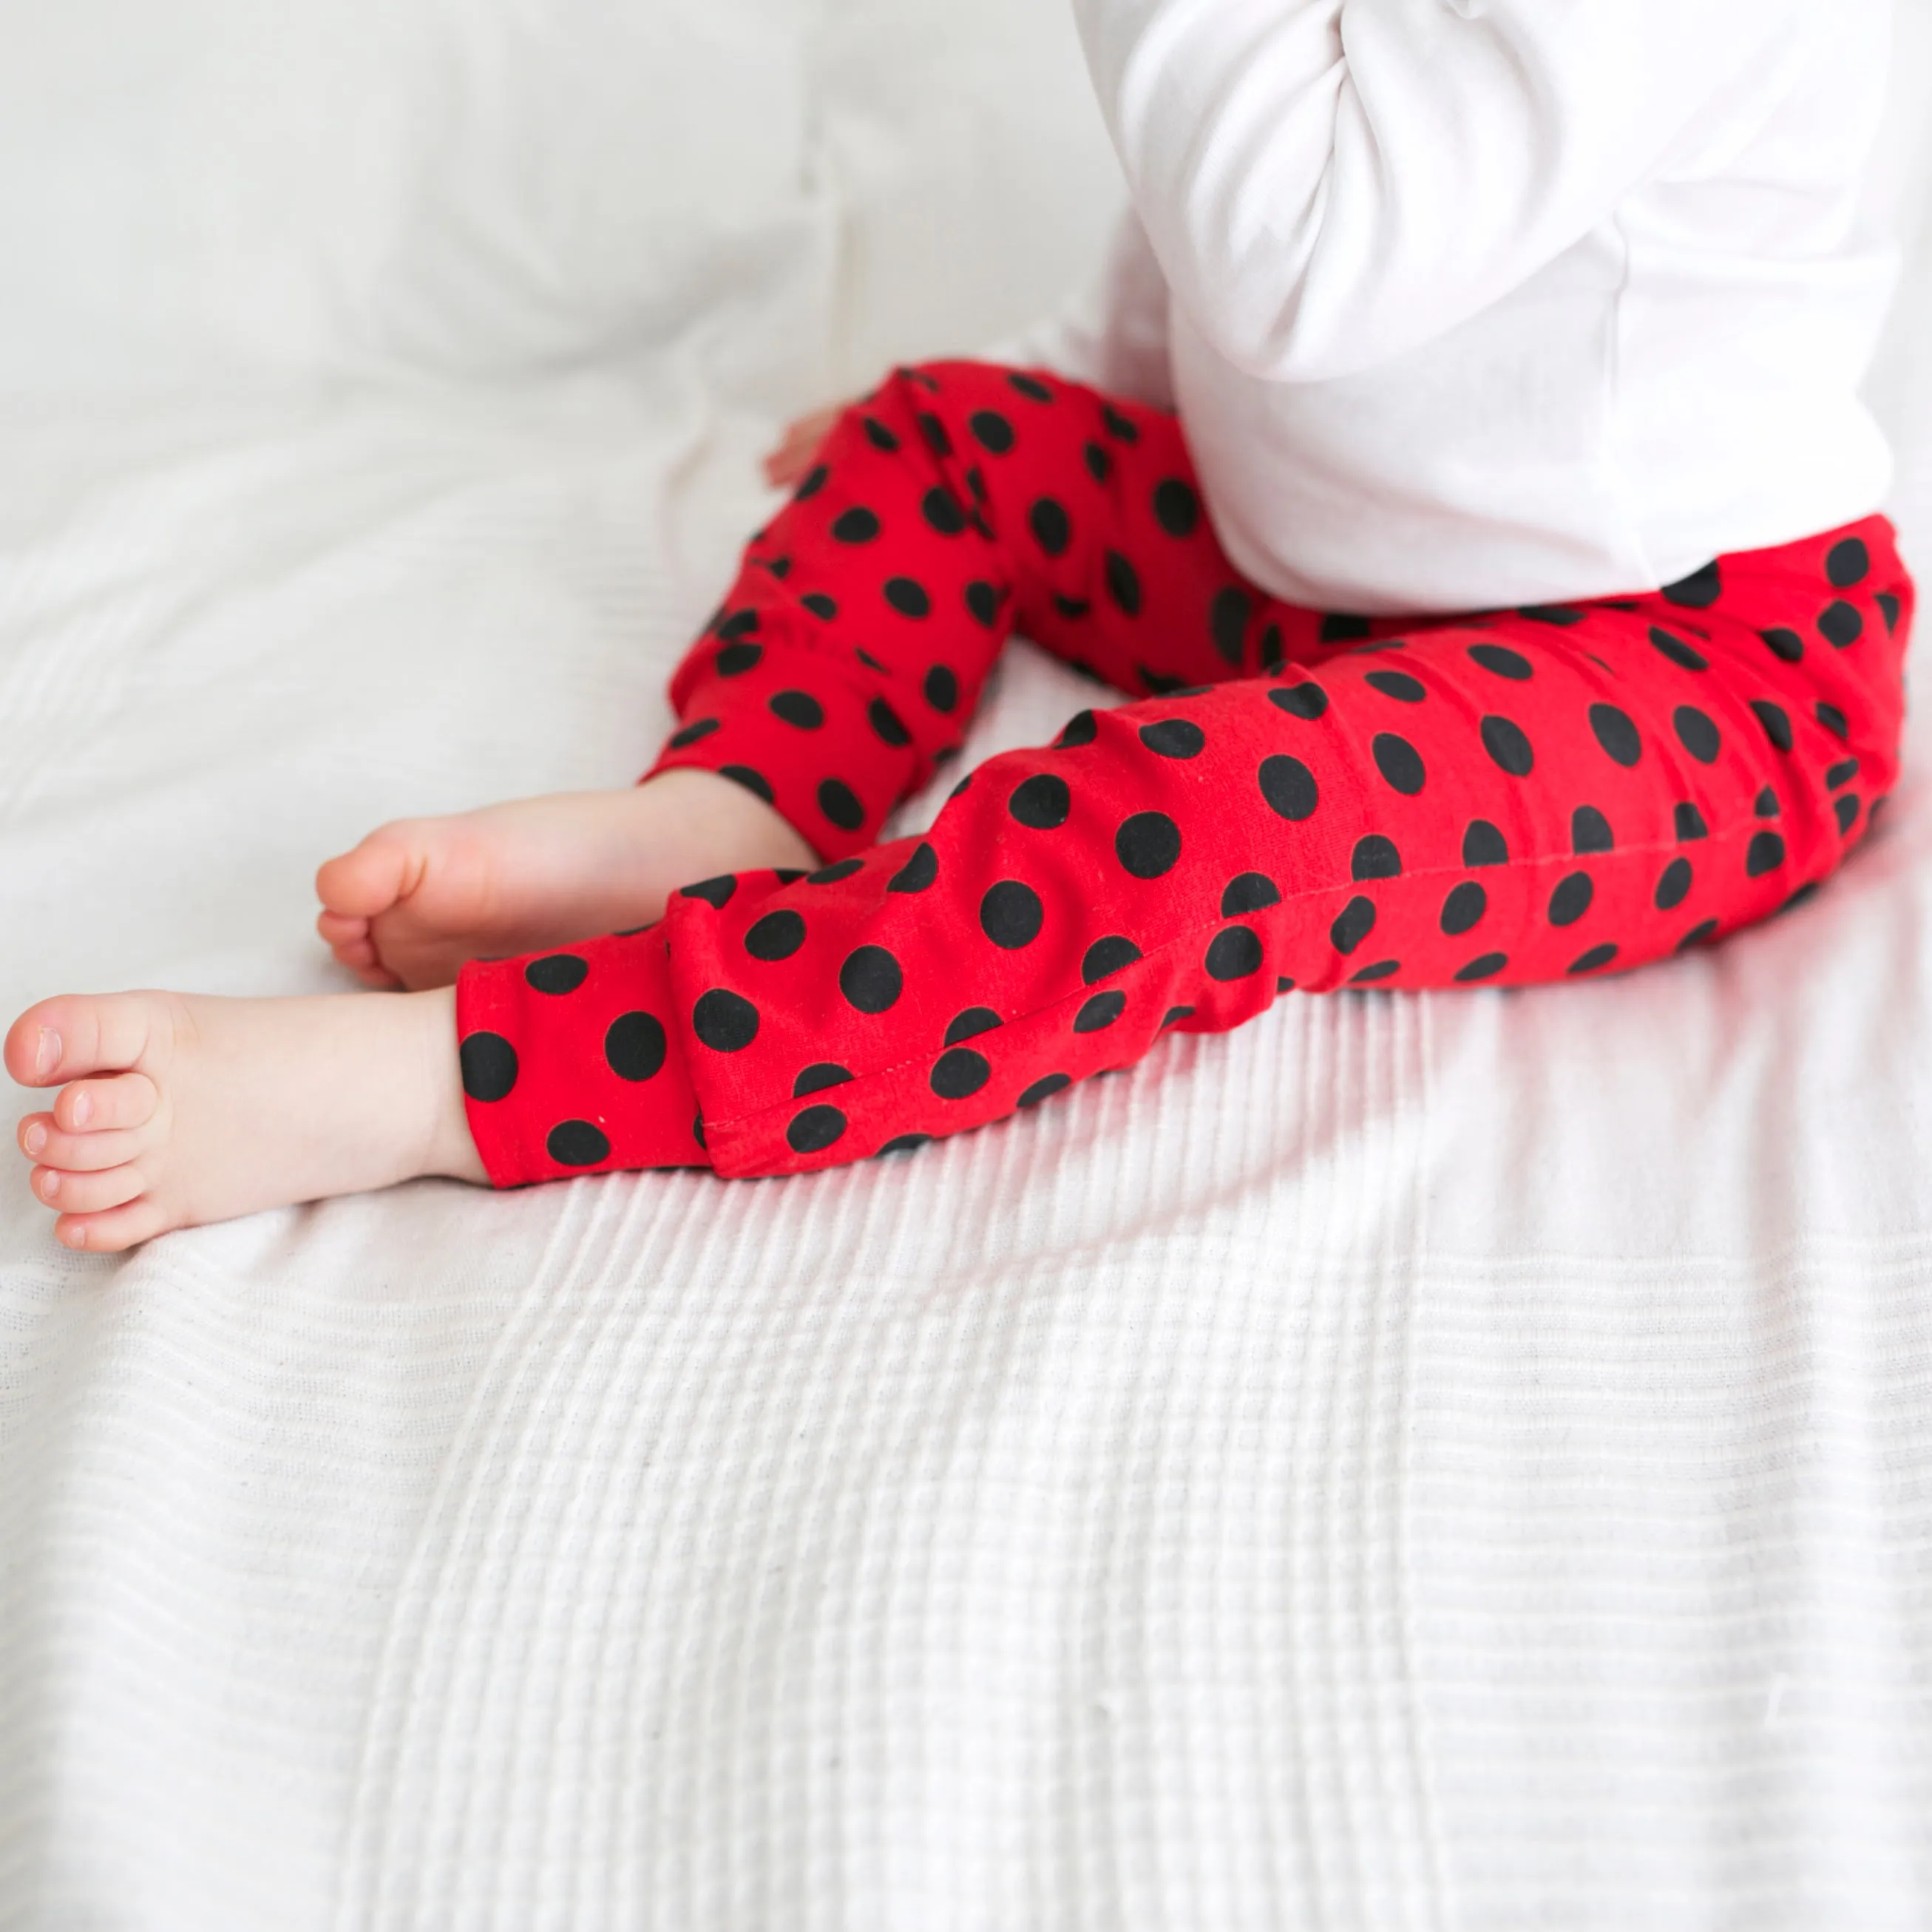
[989,206,1176,407]
[1071,0,1801,383]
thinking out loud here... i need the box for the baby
[9,0,1916,1248]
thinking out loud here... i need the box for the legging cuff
[455,931,708,1187]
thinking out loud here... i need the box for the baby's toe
[316,909,371,948]
[6,993,163,1088]
[19,1117,145,1172]
[316,827,419,919]
[34,1162,148,1216]
[58,1198,173,1253]
[54,1071,158,1133]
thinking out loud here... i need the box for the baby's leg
[454,516,1910,1183]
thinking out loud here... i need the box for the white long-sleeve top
[1014,0,1898,615]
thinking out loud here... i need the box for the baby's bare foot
[8,987,487,1252]
[316,768,818,991]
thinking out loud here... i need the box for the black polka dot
[787,1105,847,1153]
[923,665,959,713]
[969,410,1015,454]
[1650,626,1709,672]
[1468,643,1533,681]
[946,1007,1002,1044]
[1570,806,1614,855]
[693,989,759,1052]
[1755,787,1780,818]
[1746,831,1787,877]
[674,877,736,915]
[876,1133,933,1157]
[1269,682,1329,720]
[1678,919,1721,952]
[1827,538,1871,587]
[801,592,838,621]
[716,641,763,677]
[1440,882,1487,935]
[930,1048,992,1097]
[767,691,823,732]
[1082,935,1142,982]
[862,416,899,452]
[526,954,589,995]
[1877,592,1902,634]
[1084,442,1113,484]
[1351,961,1400,985]
[1655,858,1694,911]
[1153,479,1200,536]
[1480,716,1535,777]
[1820,601,1863,648]
[855,648,887,673]
[719,765,774,804]
[1140,668,1189,695]
[1372,734,1426,796]
[1590,705,1642,767]
[1352,834,1403,881]
[1836,794,1862,835]
[1673,707,1721,764]
[745,910,806,961]
[669,718,721,750]
[1019,1073,1073,1108]
[965,582,1000,628]
[920,485,968,536]
[1462,820,1509,867]
[547,1120,611,1167]
[1116,812,1182,878]
[1101,404,1139,443]
[1321,614,1373,642]
[1057,709,1099,748]
[818,779,865,831]
[883,577,932,620]
[1221,873,1281,915]
[716,608,759,641]
[808,858,864,885]
[1210,587,1250,667]
[948,774,972,800]
[1454,954,1508,983]
[1139,717,1205,759]
[1162,1006,1196,1028]
[1662,560,1722,609]
[884,843,936,895]
[1074,991,1128,1032]
[918,411,952,458]
[1548,873,1594,926]
[1816,702,1850,740]
[831,507,881,544]
[1009,773,1071,828]
[855,699,906,751]
[1259,626,1286,672]
[1331,897,1377,955]
[1675,802,1710,841]
[981,879,1045,946]
[1518,606,1584,627]
[1008,371,1054,402]
[840,946,903,1014]
[1206,926,1264,980]
[460,1031,518,1102]
[793,1062,853,1097]
[1568,944,1619,975]
[1760,627,1804,663]
[773,869,807,884]
[1367,670,1426,703]
[1746,700,1792,753]
[1105,551,1143,617]
[1029,498,1072,556]
[794,464,830,501]
[1275,977,1295,994]
[1827,757,1860,790]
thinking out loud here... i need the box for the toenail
[34,1028,60,1079]
[37,1170,58,1201]
[23,1123,46,1156]
[70,1091,92,1128]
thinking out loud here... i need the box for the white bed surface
[4,3,1932,1925]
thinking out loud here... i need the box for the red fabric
[456,361,1915,1185]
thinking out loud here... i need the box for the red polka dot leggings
[455,361,1916,1184]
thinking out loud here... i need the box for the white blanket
[4,4,1931,1925]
